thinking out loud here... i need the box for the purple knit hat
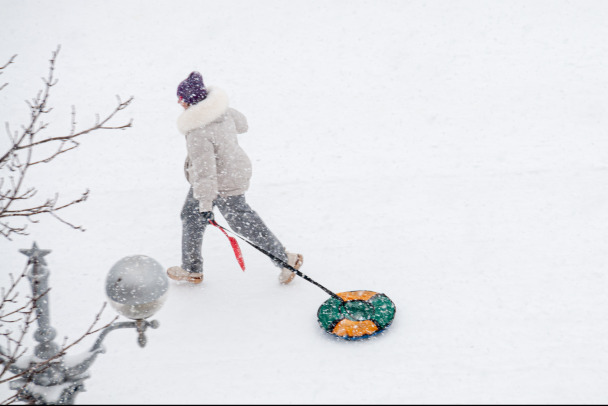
[177,71,208,105]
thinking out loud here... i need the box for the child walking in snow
[167,71,303,285]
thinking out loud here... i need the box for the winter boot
[279,252,303,284]
[167,266,203,284]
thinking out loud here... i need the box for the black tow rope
[209,219,345,303]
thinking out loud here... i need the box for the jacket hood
[177,86,229,134]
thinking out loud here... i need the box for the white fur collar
[177,86,229,134]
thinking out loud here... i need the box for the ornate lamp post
[3,242,169,404]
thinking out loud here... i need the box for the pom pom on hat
[177,71,208,105]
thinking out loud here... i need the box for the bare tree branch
[0,264,44,383]
[0,261,118,404]
[0,303,117,386]
[0,54,17,93]
[0,46,133,239]
[0,55,17,71]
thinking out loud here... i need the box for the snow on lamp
[105,255,169,320]
[3,244,167,404]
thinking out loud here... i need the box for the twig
[0,46,133,238]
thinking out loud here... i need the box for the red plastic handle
[209,220,246,271]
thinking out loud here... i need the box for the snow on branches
[0,45,133,240]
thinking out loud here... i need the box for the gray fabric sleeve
[229,108,248,134]
[185,132,218,212]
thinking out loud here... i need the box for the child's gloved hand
[201,211,215,222]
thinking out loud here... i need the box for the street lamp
[3,242,168,404]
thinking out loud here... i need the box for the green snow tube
[317,290,396,340]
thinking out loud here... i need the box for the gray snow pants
[181,188,288,273]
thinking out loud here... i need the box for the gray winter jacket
[177,87,252,212]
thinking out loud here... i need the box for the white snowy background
[1,0,608,404]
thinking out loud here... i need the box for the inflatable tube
[317,290,396,340]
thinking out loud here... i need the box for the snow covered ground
[1,0,608,404]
